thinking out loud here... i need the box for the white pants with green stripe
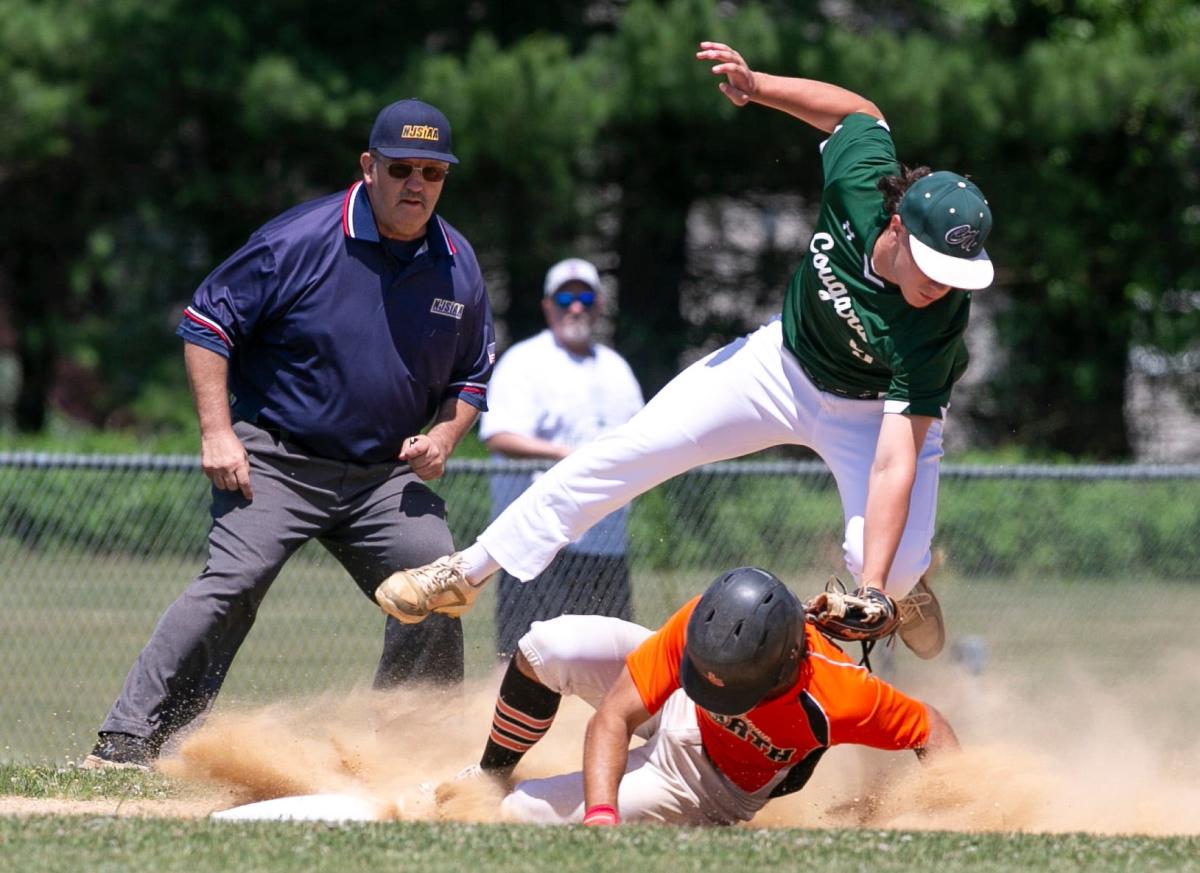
[501,615,779,826]
[478,318,943,599]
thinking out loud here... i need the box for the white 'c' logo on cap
[945,225,980,252]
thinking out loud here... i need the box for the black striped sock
[479,658,561,773]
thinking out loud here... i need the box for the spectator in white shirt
[479,258,645,657]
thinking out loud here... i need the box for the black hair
[878,164,932,214]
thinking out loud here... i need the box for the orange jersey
[626,596,930,792]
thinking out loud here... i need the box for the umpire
[85,98,495,770]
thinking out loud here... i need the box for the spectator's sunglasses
[552,289,596,309]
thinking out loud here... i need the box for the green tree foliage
[599,0,798,393]
[988,2,1200,457]
[1,0,1195,459]
[0,0,380,432]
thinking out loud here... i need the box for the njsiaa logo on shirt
[431,298,465,320]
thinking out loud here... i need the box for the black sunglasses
[377,158,449,183]
[552,289,596,309]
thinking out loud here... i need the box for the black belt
[798,363,886,400]
[829,386,886,400]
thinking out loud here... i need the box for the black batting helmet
[679,567,806,716]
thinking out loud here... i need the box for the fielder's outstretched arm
[860,412,935,591]
[582,667,651,825]
[696,41,883,132]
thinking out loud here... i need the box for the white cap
[543,258,602,297]
[907,234,994,291]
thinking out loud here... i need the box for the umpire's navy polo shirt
[177,181,495,463]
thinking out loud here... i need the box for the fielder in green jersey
[784,112,972,416]
[379,42,995,662]
[700,40,993,655]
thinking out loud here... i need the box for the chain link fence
[2,453,1199,763]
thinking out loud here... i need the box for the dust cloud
[160,654,1200,835]
[159,674,593,822]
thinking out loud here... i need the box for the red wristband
[582,804,619,826]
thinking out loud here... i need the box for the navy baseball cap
[369,99,459,165]
[899,172,993,290]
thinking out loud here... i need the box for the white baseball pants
[478,319,943,599]
[500,615,778,825]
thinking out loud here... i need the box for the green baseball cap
[898,172,993,290]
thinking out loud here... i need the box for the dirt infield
[9,656,1200,834]
[0,796,220,818]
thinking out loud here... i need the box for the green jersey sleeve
[820,113,897,191]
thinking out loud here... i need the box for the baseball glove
[805,578,900,643]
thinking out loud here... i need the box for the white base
[211,792,384,823]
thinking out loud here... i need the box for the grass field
[2,768,1199,873]
[3,815,1198,873]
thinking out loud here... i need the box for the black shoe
[83,732,154,771]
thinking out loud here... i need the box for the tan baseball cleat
[375,553,479,623]
[896,576,945,659]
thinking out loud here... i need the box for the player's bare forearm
[915,704,960,761]
[583,670,650,818]
[696,42,882,133]
[582,710,629,812]
[861,414,932,589]
[485,431,571,461]
[861,469,912,589]
[751,73,882,132]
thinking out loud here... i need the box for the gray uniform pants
[100,421,460,748]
